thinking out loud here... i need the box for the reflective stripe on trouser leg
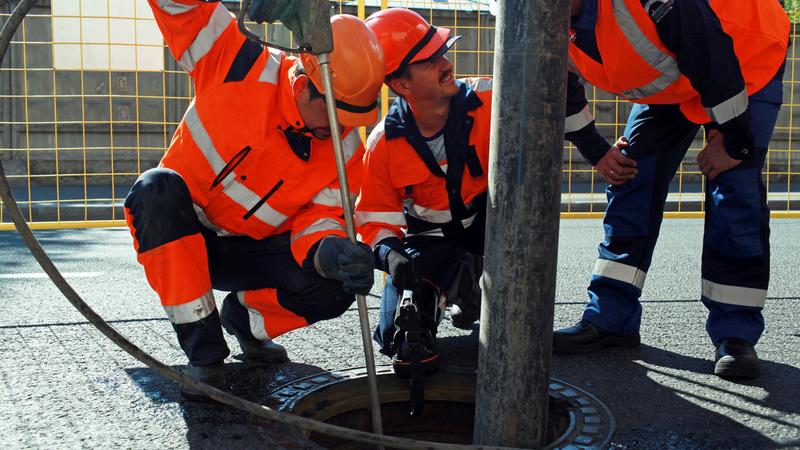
[124,168,229,365]
[237,288,308,339]
[584,103,699,335]
[701,86,779,345]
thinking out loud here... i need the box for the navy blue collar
[383,80,483,140]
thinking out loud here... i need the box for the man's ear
[388,76,411,98]
[292,74,310,99]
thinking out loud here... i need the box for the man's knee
[125,168,199,252]
[125,168,191,212]
[304,278,356,322]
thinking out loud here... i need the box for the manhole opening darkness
[286,371,571,450]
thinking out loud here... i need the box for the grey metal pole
[473,0,570,447]
[317,53,385,445]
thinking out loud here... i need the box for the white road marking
[0,272,102,279]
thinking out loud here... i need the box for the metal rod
[472,0,570,447]
[317,52,385,442]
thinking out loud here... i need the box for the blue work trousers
[583,77,782,346]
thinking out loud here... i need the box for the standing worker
[124,0,384,396]
[357,8,491,375]
[555,0,789,379]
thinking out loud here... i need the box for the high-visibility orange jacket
[569,0,788,123]
[356,78,492,248]
[565,0,788,162]
[150,0,363,265]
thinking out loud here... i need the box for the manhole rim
[270,364,615,449]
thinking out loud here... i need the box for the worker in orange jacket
[555,0,788,378]
[124,0,384,396]
[357,8,492,375]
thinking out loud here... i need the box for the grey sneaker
[220,315,289,364]
[180,362,226,400]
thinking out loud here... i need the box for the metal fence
[0,0,798,230]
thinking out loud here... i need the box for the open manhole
[271,365,614,449]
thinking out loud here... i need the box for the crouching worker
[124,0,384,397]
[357,8,491,376]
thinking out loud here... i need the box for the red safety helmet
[301,14,385,127]
[364,8,461,78]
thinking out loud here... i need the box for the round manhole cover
[271,365,614,449]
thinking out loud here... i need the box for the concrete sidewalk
[0,220,798,449]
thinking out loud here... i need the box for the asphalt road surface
[0,219,798,449]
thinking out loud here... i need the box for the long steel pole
[473,0,570,447]
[317,53,385,444]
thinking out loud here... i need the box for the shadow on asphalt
[553,344,800,449]
[124,361,328,449]
[421,322,800,449]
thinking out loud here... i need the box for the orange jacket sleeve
[147,0,246,94]
[355,122,406,249]
[290,129,365,265]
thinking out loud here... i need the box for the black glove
[386,249,419,291]
[247,0,299,23]
[314,236,375,295]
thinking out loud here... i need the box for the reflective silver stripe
[258,47,282,84]
[702,279,766,308]
[705,89,748,124]
[564,105,594,133]
[164,290,215,325]
[291,218,343,244]
[406,212,478,238]
[311,187,358,207]
[156,0,197,15]
[193,204,237,236]
[342,128,361,163]
[366,120,385,153]
[410,203,452,223]
[370,228,401,248]
[462,77,492,93]
[355,211,406,226]
[593,259,647,290]
[612,0,680,99]
[184,104,288,228]
[312,188,342,206]
[178,3,232,73]
[239,291,271,341]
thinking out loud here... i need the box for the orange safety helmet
[364,8,460,78]
[300,14,385,127]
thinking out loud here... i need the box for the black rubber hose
[0,2,521,449]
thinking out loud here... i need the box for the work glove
[247,0,298,23]
[314,236,375,295]
[385,249,419,291]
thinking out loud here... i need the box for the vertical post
[473,0,569,448]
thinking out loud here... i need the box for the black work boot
[715,338,759,379]
[553,320,640,354]
[220,293,289,364]
[450,253,483,330]
[180,362,226,400]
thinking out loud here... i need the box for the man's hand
[314,236,375,295]
[697,129,741,181]
[385,249,418,291]
[595,137,637,185]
